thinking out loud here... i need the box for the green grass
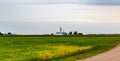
[0,36,120,61]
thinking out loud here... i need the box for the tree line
[68,31,83,35]
[0,31,83,36]
[0,32,12,35]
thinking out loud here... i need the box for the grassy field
[0,36,120,61]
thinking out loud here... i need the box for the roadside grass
[0,36,120,61]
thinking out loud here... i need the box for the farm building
[55,27,67,35]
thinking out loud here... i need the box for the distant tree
[0,32,3,35]
[78,33,83,35]
[51,33,54,35]
[73,31,78,35]
[8,32,12,35]
[68,31,72,35]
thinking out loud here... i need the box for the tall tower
[60,27,62,33]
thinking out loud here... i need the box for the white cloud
[0,0,78,4]
[1,4,120,24]
[0,0,120,5]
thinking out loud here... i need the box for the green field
[0,36,120,61]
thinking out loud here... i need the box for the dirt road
[77,45,120,61]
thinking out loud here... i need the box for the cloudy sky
[0,0,120,34]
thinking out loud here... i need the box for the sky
[0,0,120,34]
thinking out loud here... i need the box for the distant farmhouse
[55,27,67,35]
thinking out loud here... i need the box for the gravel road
[77,45,120,61]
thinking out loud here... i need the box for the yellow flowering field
[35,46,93,60]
